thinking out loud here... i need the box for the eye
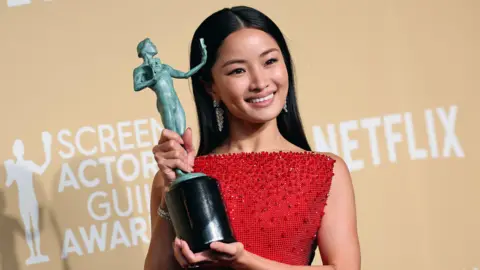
[227,68,245,75]
[265,58,278,65]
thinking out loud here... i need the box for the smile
[247,93,275,103]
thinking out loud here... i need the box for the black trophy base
[165,173,236,253]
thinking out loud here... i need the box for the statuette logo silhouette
[4,132,52,265]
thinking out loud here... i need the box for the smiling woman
[145,5,360,270]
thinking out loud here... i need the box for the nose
[249,67,269,91]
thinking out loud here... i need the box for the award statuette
[133,37,236,253]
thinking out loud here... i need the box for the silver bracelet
[157,205,171,222]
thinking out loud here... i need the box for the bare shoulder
[315,152,352,184]
[316,151,343,163]
[316,151,348,166]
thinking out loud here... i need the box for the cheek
[218,78,249,102]
[272,65,289,89]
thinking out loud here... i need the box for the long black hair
[189,6,311,156]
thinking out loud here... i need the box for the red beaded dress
[192,151,336,267]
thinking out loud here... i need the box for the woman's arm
[144,172,182,270]
[316,154,360,269]
[230,154,360,270]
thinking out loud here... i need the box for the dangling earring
[283,100,288,113]
[213,100,224,132]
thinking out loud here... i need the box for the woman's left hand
[173,237,246,268]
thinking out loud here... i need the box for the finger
[187,152,196,169]
[182,127,195,154]
[159,129,184,145]
[152,144,161,158]
[180,240,212,263]
[181,240,199,263]
[173,239,188,268]
[156,139,186,154]
[162,149,188,161]
[157,159,191,183]
[209,242,241,257]
[182,128,196,168]
[158,163,176,182]
[156,150,192,175]
[160,158,192,173]
[153,144,185,165]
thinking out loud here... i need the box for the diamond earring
[213,100,224,132]
[283,100,288,113]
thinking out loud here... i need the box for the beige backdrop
[0,0,478,269]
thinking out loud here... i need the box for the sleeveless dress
[192,151,336,267]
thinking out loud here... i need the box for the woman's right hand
[152,127,196,186]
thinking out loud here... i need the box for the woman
[145,5,360,270]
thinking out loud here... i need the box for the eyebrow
[221,48,279,68]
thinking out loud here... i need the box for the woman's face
[210,28,289,124]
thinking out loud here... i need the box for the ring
[186,265,200,268]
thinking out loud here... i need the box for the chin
[245,108,283,124]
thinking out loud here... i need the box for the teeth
[249,93,274,103]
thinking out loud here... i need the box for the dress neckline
[196,150,331,160]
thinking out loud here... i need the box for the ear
[202,80,220,101]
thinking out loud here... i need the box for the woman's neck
[217,117,290,154]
